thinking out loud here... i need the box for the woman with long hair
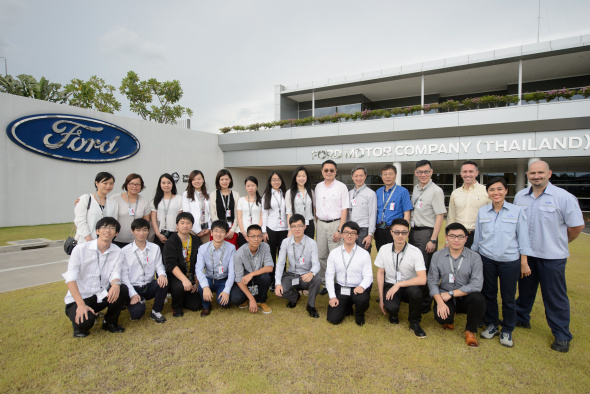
[262,170,288,289]
[182,170,212,244]
[209,169,240,248]
[111,173,151,248]
[236,176,263,248]
[151,173,183,250]
[285,166,315,239]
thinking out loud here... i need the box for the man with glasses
[428,222,485,347]
[447,160,490,248]
[195,220,236,317]
[63,217,129,338]
[410,159,447,314]
[314,160,350,295]
[347,166,377,253]
[326,221,373,326]
[231,224,274,314]
[375,164,413,251]
[275,214,321,318]
[514,160,584,353]
[121,218,168,324]
[374,218,427,338]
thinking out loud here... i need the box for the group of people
[64,159,584,353]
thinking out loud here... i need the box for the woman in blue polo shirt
[472,177,532,348]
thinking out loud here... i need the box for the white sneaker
[500,332,514,347]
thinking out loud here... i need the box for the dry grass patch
[0,222,72,246]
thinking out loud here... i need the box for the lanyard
[209,242,226,277]
[161,196,171,229]
[197,191,206,224]
[221,191,231,219]
[95,193,107,217]
[127,192,139,218]
[291,236,306,273]
[340,245,357,287]
[350,185,366,213]
[448,255,464,276]
[95,249,109,290]
[248,247,260,273]
[272,190,284,217]
[184,236,191,273]
[412,182,430,205]
[297,190,307,215]
[381,184,397,221]
[134,248,148,285]
[392,242,408,273]
[247,196,256,220]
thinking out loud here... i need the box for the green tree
[0,74,66,102]
[64,76,121,114]
[119,70,193,125]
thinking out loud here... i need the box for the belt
[412,226,433,231]
[319,218,339,223]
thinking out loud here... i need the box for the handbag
[64,194,92,255]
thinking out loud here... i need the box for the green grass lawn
[0,222,72,246]
[0,231,589,392]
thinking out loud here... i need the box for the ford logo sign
[6,114,140,163]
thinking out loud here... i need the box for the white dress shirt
[182,190,212,234]
[62,240,123,304]
[262,190,288,232]
[374,242,426,284]
[314,180,350,221]
[348,185,377,234]
[151,195,183,232]
[121,241,166,298]
[74,193,119,243]
[325,244,373,298]
[285,189,315,224]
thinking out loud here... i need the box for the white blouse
[182,190,212,234]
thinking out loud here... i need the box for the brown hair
[122,173,145,191]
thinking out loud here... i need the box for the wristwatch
[429,239,437,244]
[448,290,454,298]
[113,280,121,286]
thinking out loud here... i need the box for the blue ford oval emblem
[6,114,140,163]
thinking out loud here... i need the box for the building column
[420,74,425,115]
[516,161,526,192]
[394,162,402,184]
[518,59,523,106]
[527,157,540,187]
[312,90,315,117]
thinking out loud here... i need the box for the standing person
[195,220,236,317]
[374,164,413,251]
[182,170,212,244]
[274,214,322,318]
[347,165,377,253]
[121,218,168,324]
[514,160,584,353]
[63,217,128,338]
[151,173,183,251]
[314,160,350,294]
[286,166,315,239]
[236,176,263,248]
[325,221,373,326]
[163,212,203,317]
[230,224,274,314]
[209,169,240,248]
[428,223,486,347]
[446,160,491,248]
[74,172,119,245]
[409,160,447,314]
[472,177,532,348]
[111,173,151,248]
[262,171,289,291]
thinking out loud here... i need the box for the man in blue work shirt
[375,164,413,251]
[514,160,584,353]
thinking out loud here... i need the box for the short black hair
[95,172,115,190]
[390,218,409,229]
[215,169,234,189]
[341,221,360,234]
[461,160,479,171]
[96,217,121,233]
[131,218,150,231]
[415,160,432,170]
[211,220,229,233]
[176,212,194,224]
[289,214,305,226]
[486,176,508,191]
[246,224,262,235]
[381,163,397,174]
[445,222,468,236]
[321,160,337,170]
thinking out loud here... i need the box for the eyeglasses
[392,231,409,236]
[290,225,305,229]
[415,170,431,175]
[128,182,142,187]
[342,231,357,236]
[447,234,466,240]
[323,169,335,173]
[99,226,117,231]
[248,235,263,239]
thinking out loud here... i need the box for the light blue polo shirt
[514,182,584,259]
[472,201,533,262]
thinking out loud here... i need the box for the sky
[1,0,589,133]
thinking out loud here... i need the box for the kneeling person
[428,222,485,347]
[122,218,168,323]
[63,217,129,337]
[164,212,203,317]
[326,221,373,326]
[374,218,427,338]
[231,224,274,314]
[196,220,236,317]
[275,214,322,318]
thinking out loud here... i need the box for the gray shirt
[427,247,483,297]
[410,181,447,228]
[275,235,320,285]
[234,242,274,282]
[348,185,377,235]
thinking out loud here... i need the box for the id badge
[249,285,259,296]
[96,289,108,303]
[340,287,351,296]
[299,257,305,265]
[218,266,224,274]
[305,219,309,225]
[291,277,300,286]
[279,219,283,226]
[248,216,252,225]
[389,203,395,211]
[351,199,357,207]
[416,200,423,209]
[410,220,415,228]
[396,272,402,282]
[182,249,187,258]
[128,207,135,216]
[449,273,455,284]
[226,209,231,217]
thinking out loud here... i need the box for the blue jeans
[481,255,520,333]
[198,278,231,309]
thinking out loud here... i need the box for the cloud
[98,27,165,63]
[0,0,27,56]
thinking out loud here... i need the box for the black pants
[153,231,176,253]
[409,227,437,311]
[304,221,315,239]
[355,227,372,254]
[266,228,288,281]
[230,273,272,304]
[433,292,486,333]
[65,284,129,333]
[481,255,520,333]
[169,276,202,313]
[127,279,169,319]
[374,227,393,251]
[327,283,372,324]
[465,231,475,249]
[237,232,248,248]
[383,283,422,324]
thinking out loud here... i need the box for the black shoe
[375,298,380,303]
[551,339,570,353]
[355,315,365,326]
[307,304,319,318]
[515,321,531,329]
[389,315,399,324]
[101,322,125,333]
[409,323,427,338]
[286,301,297,308]
[73,329,89,338]
[478,320,486,328]
[173,310,184,318]
[270,285,275,293]
[319,287,328,296]
[421,305,431,314]
[345,305,354,317]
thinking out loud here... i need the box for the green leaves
[64,76,121,113]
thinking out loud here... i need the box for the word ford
[43,120,119,154]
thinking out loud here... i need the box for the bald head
[528,160,550,172]
[527,160,552,189]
